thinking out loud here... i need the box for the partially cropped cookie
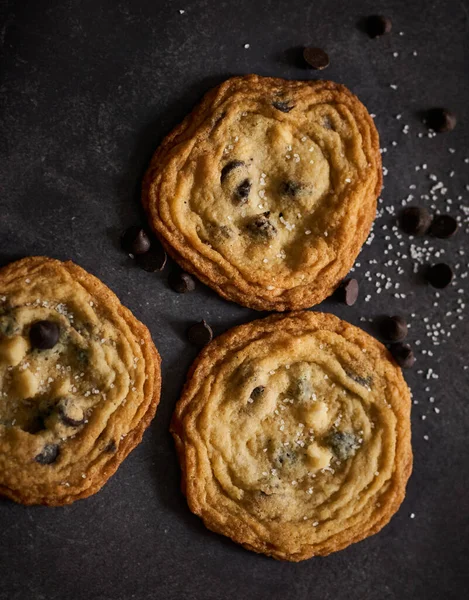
[143,75,381,310]
[0,257,161,505]
[171,312,412,560]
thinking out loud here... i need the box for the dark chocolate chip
[221,160,245,183]
[336,278,359,306]
[246,213,277,240]
[272,100,295,113]
[380,316,408,342]
[35,444,60,465]
[303,47,329,70]
[104,439,117,453]
[366,15,392,38]
[135,244,167,272]
[390,343,415,368]
[345,371,372,387]
[168,271,196,294]
[121,226,151,255]
[429,215,458,239]
[58,398,85,428]
[426,263,454,288]
[399,206,432,236]
[327,431,357,461]
[250,386,265,400]
[425,108,457,133]
[30,320,60,350]
[235,178,251,204]
[279,181,301,197]
[187,320,213,347]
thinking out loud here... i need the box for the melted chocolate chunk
[327,431,357,461]
[272,100,295,113]
[275,449,297,467]
[221,160,245,183]
[35,444,60,465]
[246,213,277,240]
[58,398,85,428]
[250,386,265,400]
[30,320,60,350]
[104,439,117,453]
[279,181,302,197]
[233,178,251,205]
[345,371,372,387]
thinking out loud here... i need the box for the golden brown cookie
[143,75,381,311]
[0,257,161,505]
[171,311,412,561]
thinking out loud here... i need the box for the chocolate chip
[425,108,457,133]
[279,181,301,197]
[327,431,357,461]
[380,316,408,342]
[104,439,117,453]
[429,215,458,239]
[235,179,251,204]
[366,15,392,38]
[121,226,151,255]
[221,160,245,183]
[30,320,60,350]
[246,213,277,240]
[135,244,167,272]
[303,47,329,70]
[345,371,372,387]
[336,278,359,306]
[57,398,85,428]
[399,206,432,236]
[250,386,265,400]
[272,100,295,113]
[390,343,415,368]
[187,320,213,347]
[35,444,60,464]
[426,263,454,288]
[168,271,196,293]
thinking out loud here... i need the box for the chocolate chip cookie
[171,311,412,560]
[143,75,381,310]
[0,257,161,505]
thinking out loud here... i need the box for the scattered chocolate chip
[35,444,60,465]
[30,320,60,350]
[121,226,151,255]
[366,15,392,38]
[279,181,301,197]
[429,215,458,239]
[426,263,454,288]
[246,213,277,240]
[104,439,117,453]
[327,431,357,461]
[425,108,457,133]
[380,316,408,342]
[272,100,295,113]
[336,278,359,306]
[399,206,432,236]
[303,47,329,70]
[187,320,213,347]
[250,386,265,400]
[135,244,167,272]
[234,178,251,204]
[390,343,415,368]
[168,271,196,293]
[58,398,85,428]
[221,160,245,183]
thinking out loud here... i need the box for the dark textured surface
[1,1,468,598]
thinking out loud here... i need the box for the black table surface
[1,1,468,599]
